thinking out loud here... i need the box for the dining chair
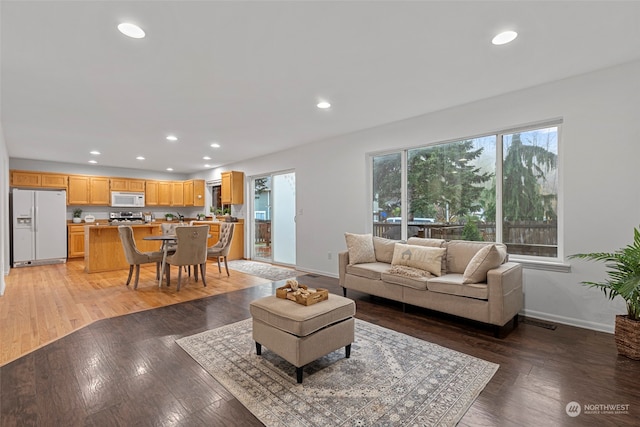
[207,222,235,276]
[165,225,209,291]
[118,225,164,290]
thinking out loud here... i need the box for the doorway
[251,171,296,266]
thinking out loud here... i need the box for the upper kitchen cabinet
[184,179,205,207]
[221,171,244,204]
[110,178,145,192]
[145,181,159,206]
[147,180,172,206]
[10,170,68,189]
[171,182,184,206]
[68,175,110,205]
[158,181,172,206]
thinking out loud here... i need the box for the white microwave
[111,192,145,207]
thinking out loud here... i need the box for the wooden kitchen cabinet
[171,182,184,206]
[90,177,110,205]
[183,179,205,207]
[221,171,244,204]
[145,181,159,206]
[158,181,171,206]
[110,178,145,192]
[67,176,90,204]
[67,224,85,258]
[68,175,110,205]
[11,170,67,189]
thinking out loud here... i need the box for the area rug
[228,260,305,282]
[176,318,498,426]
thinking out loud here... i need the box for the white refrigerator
[11,189,68,267]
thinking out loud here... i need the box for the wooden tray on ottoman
[276,284,329,306]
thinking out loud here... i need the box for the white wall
[1,122,9,295]
[195,59,640,333]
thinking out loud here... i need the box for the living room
[1,1,640,425]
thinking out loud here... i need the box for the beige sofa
[338,235,523,335]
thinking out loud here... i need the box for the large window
[372,124,559,259]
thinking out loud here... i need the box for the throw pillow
[344,233,376,265]
[388,265,433,278]
[391,243,446,277]
[373,236,397,263]
[462,244,506,284]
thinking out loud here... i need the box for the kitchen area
[9,169,245,274]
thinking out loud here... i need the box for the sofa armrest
[338,251,350,286]
[486,262,523,326]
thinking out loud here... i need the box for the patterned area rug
[227,260,304,282]
[176,318,498,426]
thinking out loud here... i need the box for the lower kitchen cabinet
[68,224,85,258]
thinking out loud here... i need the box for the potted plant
[73,208,83,223]
[164,213,175,221]
[197,213,206,220]
[569,227,640,360]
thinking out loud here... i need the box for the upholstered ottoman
[249,294,355,383]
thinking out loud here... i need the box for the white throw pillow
[391,243,446,277]
[345,233,376,265]
[462,244,506,284]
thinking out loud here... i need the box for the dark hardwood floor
[1,274,638,426]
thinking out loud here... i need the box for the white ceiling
[2,1,640,174]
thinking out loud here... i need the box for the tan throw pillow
[373,236,397,263]
[391,243,446,277]
[462,244,506,284]
[345,233,376,265]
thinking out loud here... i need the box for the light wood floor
[0,259,270,367]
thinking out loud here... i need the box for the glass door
[251,171,296,266]
[252,176,272,261]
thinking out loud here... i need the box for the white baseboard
[521,308,614,334]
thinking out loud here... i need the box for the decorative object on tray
[276,279,329,305]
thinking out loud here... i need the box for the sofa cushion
[381,270,430,291]
[426,274,489,300]
[406,237,446,248]
[345,233,376,265]
[446,240,507,274]
[391,243,446,277]
[345,262,390,281]
[462,244,507,284]
[373,236,397,263]
[407,237,447,274]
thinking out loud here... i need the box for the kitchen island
[84,223,162,273]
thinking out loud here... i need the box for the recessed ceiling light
[204,164,211,168]
[88,160,98,164]
[492,30,518,45]
[136,156,145,160]
[90,150,101,155]
[203,156,211,160]
[118,23,145,39]
[166,167,173,171]
[210,142,220,148]
[317,101,331,109]
[166,135,178,141]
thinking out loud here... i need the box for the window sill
[510,257,571,273]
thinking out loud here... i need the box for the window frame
[368,119,566,270]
